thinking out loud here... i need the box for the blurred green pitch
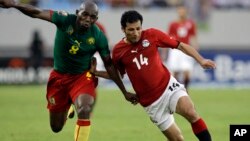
[0,85,249,141]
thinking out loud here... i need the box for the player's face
[123,20,142,44]
[177,6,187,19]
[76,8,98,31]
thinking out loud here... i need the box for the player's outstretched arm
[178,42,216,69]
[0,0,16,8]
[0,0,51,22]
[100,56,138,105]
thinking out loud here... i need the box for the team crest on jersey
[142,39,150,48]
[87,37,95,45]
[66,25,74,35]
[58,10,68,16]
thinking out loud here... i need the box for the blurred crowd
[18,0,250,9]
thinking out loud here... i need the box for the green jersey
[51,11,110,74]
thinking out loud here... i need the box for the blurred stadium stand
[0,0,250,86]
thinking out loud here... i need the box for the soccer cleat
[67,105,75,119]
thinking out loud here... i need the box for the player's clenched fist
[0,0,16,8]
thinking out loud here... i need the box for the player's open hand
[0,0,16,8]
[200,59,216,69]
[124,92,139,105]
[90,57,97,74]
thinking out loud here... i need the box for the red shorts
[46,70,98,112]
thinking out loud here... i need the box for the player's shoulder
[186,19,196,25]
[92,24,101,32]
[89,24,106,39]
[113,39,124,49]
[58,10,69,16]
[52,10,76,21]
[144,28,165,36]
[169,20,178,26]
[144,28,159,33]
[53,10,71,17]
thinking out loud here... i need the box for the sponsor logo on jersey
[87,37,95,45]
[142,39,150,48]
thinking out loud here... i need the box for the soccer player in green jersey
[0,0,138,141]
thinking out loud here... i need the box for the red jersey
[112,28,179,106]
[168,19,196,44]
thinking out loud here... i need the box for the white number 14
[132,54,148,70]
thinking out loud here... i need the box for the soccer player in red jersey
[0,1,137,141]
[90,10,215,141]
[166,4,199,90]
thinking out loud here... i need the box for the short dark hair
[120,10,143,29]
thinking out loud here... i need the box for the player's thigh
[162,122,184,141]
[175,94,199,122]
[47,71,71,129]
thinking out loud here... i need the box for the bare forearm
[178,42,204,64]
[93,70,110,79]
[14,3,41,17]
[105,64,127,94]
[14,3,51,21]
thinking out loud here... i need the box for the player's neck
[123,38,131,44]
[75,25,87,34]
[178,18,186,23]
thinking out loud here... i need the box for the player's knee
[175,135,184,141]
[76,104,92,119]
[185,108,199,122]
[168,134,184,141]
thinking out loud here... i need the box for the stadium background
[0,0,250,87]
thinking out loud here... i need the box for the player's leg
[183,70,191,90]
[181,55,194,90]
[74,94,95,141]
[49,110,68,132]
[46,70,71,133]
[144,80,185,141]
[47,88,70,133]
[173,71,180,82]
[67,105,75,119]
[71,71,97,141]
[162,121,184,141]
[175,92,212,141]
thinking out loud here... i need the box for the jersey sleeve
[51,11,69,27]
[95,28,110,58]
[152,28,179,49]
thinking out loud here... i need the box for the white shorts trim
[144,76,188,131]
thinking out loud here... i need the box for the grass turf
[0,85,249,141]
